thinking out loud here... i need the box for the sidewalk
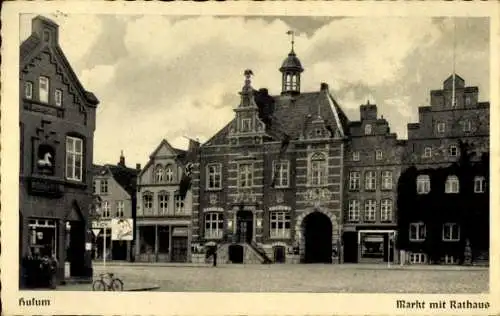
[55,281,160,292]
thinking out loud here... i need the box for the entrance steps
[215,242,273,264]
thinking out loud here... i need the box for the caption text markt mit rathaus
[396,299,490,310]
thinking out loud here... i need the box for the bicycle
[92,272,124,291]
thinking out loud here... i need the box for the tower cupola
[280,30,304,96]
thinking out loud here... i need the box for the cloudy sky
[20,14,489,166]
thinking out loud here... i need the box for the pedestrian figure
[213,250,217,267]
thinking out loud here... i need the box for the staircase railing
[249,241,273,264]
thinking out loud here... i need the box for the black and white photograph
[1,2,498,315]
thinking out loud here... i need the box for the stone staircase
[215,242,273,264]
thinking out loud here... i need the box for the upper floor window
[143,193,153,211]
[310,153,327,186]
[474,176,486,193]
[39,76,49,103]
[207,163,222,190]
[380,199,393,222]
[165,165,174,183]
[462,120,472,132]
[437,122,446,134]
[158,192,169,214]
[364,171,376,191]
[375,150,383,161]
[100,179,108,194]
[205,213,224,239]
[66,136,83,181]
[381,171,393,190]
[416,175,430,194]
[55,89,63,107]
[352,151,360,161]
[349,171,360,191]
[238,163,253,188]
[102,201,110,218]
[364,200,376,222]
[465,95,472,106]
[442,223,460,241]
[424,147,432,158]
[364,124,372,135]
[116,201,125,217]
[445,175,459,194]
[409,222,426,241]
[174,193,184,213]
[154,166,164,183]
[273,160,290,188]
[241,118,252,132]
[347,200,360,222]
[25,81,33,99]
[449,145,458,157]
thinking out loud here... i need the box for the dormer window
[24,82,33,99]
[364,124,372,135]
[55,89,63,107]
[39,76,49,103]
[437,122,446,133]
[241,118,252,132]
[43,29,51,42]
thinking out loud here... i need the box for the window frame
[364,124,372,135]
[206,163,222,190]
[116,201,125,218]
[174,193,185,213]
[100,179,108,194]
[364,171,376,191]
[143,193,153,213]
[240,118,252,132]
[55,89,63,107]
[347,200,360,222]
[269,211,291,239]
[352,151,360,162]
[462,120,472,132]
[409,222,426,241]
[445,175,460,194]
[442,223,460,242]
[102,201,110,218]
[380,199,393,222]
[154,165,164,183]
[165,165,174,183]
[437,122,446,133]
[310,152,327,186]
[238,163,254,188]
[375,150,383,161]
[449,145,458,157]
[424,147,432,158]
[158,192,169,214]
[364,199,376,222]
[381,170,393,190]
[65,136,84,182]
[272,160,290,188]
[25,81,33,99]
[39,76,50,103]
[474,176,486,193]
[416,175,430,194]
[204,212,224,239]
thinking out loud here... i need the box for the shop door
[171,237,188,262]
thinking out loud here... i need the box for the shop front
[358,230,397,264]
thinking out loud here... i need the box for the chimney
[136,163,141,171]
[118,150,125,167]
[320,83,329,91]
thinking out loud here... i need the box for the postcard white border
[1,1,499,315]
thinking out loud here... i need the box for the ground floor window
[270,212,291,239]
[360,234,384,259]
[28,219,57,258]
[443,254,458,265]
[139,226,156,255]
[409,252,427,264]
[205,213,224,239]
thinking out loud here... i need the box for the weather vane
[286,30,295,52]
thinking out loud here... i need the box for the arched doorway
[303,211,332,263]
[236,210,253,243]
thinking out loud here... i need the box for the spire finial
[243,69,254,88]
[286,30,295,53]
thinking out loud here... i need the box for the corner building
[191,48,350,264]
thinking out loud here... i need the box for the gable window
[364,200,376,222]
[310,153,327,186]
[445,175,459,193]
[347,200,360,222]
[364,124,372,135]
[165,165,174,183]
[102,201,110,218]
[158,192,169,215]
[270,212,291,239]
[409,222,426,241]
[238,163,253,188]
[375,150,383,161]
[364,171,376,191]
[273,160,290,188]
[25,81,33,99]
[474,176,486,193]
[349,171,360,191]
[465,95,472,106]
[241,118,252,132]
[352,151,360,161]
[449,145,458,157]
[100,179,108,194]
[39,76,49,103]
[116,201,125,217]
[416,175,430,194]
[55,89,63,107]
[66,136,83,181]
[443,223,460,241]
[207,163,222,190]
[205,213,224,239]
[174,193,185,213]
[143,193,153,213]
[154,166,164,183]
[424,147,432,158]
[381,171,393,190]
[437,122,445,133]
[380,199,393,222]
[462,120,472,132]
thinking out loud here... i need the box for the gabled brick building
[19,16,99,285]
[191,47,350,264]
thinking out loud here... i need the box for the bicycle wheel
[111,278,123,291]
[92,280,106,291]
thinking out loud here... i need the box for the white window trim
[100,179,108,194]
[375,150,383,161]
[380,199,392,222]
[349,171,360,191]
[409,222,426,241]
[270,211,291,239]
[364,171,376,191]
[238,163,253,188]
[409,253,427,264]
[364,200,376,222]
[143,193,153,211]
[66,136,83,182]
[348,200,360,222]
[462,120,472,132]
[25,81,33,99]
[39,76,50,103]
[437,122,446,133]
[55,89,63,106]
[381,171,393,190]
[174,193,185,213]
[364,124,372,135]
[272,160,290,188]
[240,118,252,132]
[352,151,360,162]
[442,223,460,242]
[416,175,431,194]
[165,166,174,183]
[117,201,125,217]
[424,147,432,158]
[474,176,486,193]
[155,166,164,183]
[102,201,110,218]
[158,192,169,214]
[309,153,327,186]
[449,145,458,157]
[206,163,222,190]
[445,175,460,194]
[204,213,224,239]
